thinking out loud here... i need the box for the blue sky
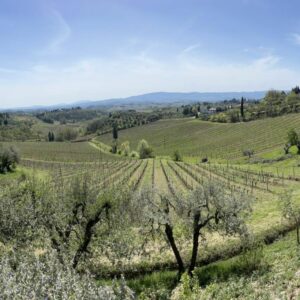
[1,0,300,108]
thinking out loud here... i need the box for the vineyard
[97,113,300,159]
[20,149,300,256]
[3,125,300,299]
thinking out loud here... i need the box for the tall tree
[240,97,245,120]
[112,123,118,153]
[112,123,118,140]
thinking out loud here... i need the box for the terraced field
[97,114,300,159]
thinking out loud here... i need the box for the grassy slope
[127,230,300,299]
[97,114,300,160]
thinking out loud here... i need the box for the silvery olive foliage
[0,173,136,299]
[281,190,300,244]
[0,173,136,268]
[0,176,47,245]
[0,144,20,173]
[0,250,135,300]
[136,181,252,274]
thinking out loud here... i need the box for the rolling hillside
[97,114,300,159]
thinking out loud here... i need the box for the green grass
[122,230,300,299]
[97,114,300,160]
[127,271,177,296]
[189,230,300,299]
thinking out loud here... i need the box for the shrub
[0,251,134,300]
[130,151,139,158]
[121,141,131,156]
[0,145,20,173]
[236,242,265,274]
[137,139,154,159]
[243,149,254,159]
[287,129,299,146]
[170,273,201,300]
[229,111,240,123]
[55,128,78,141]
[173,150,183,162]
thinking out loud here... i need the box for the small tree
[243,149,254,159]
[173,150,183,162]
[48,131,55,142]
[229,111,240,123]
[56,128,77,142]
[137,181,252,275]
[287,129,300,154]
[120,141,130,156]
[284,143,291,155]
[137,139,154,159]
[282,191,300,244]
[0,145,20,173]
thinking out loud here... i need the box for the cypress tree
[112,124,118,140]
[240,97,245,120]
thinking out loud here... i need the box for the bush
[0,251,134,300]
[0,145,20,173]
[173,150,183,162]
[121,141,131,156]
[242,149,254,158]
[137,139,154,159]
[229,111,240,123]
[130,151,139,158]
[235,235,266,274]
[55,128,78,141]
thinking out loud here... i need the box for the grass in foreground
[123,230,300,299]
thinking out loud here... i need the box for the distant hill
[3,91,266,111]
[76,91,266,108]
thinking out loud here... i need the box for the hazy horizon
[0,0,300,108]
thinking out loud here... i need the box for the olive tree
[0,174,137,298]
[282,191,300,244]
[137,181,252,275]
[0,145,20,173]
[0,173,132,269]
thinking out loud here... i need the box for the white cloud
[0,53,299,108]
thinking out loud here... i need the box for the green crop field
[97,114,300,160]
